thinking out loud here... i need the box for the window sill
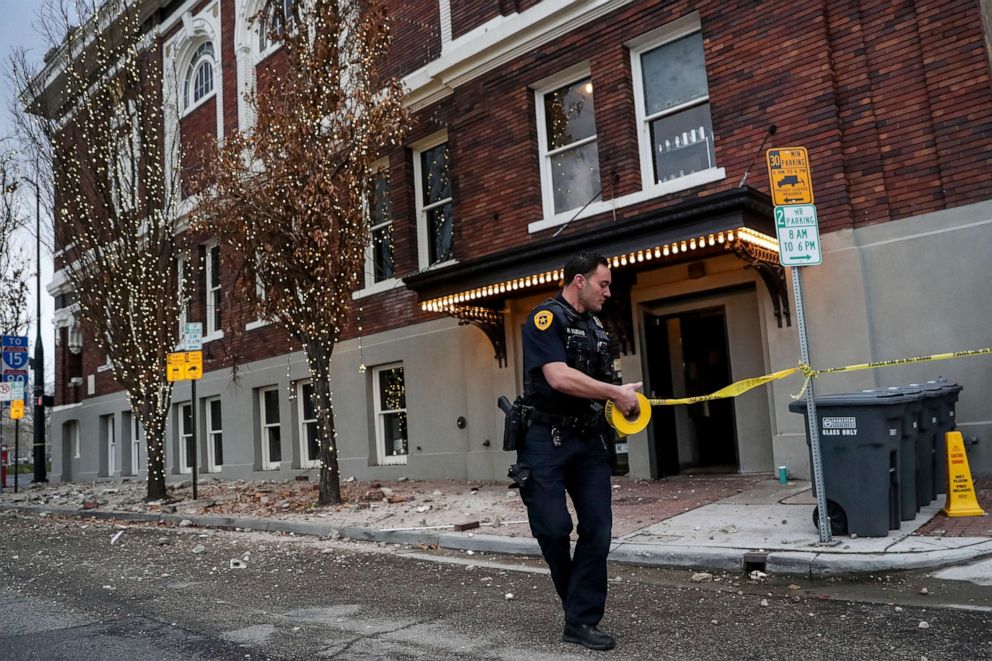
[352,277,402,300]
[245,319,273,331]
[527,167,726,234]
[97,363,113,373]
[378,456,409,466]
[416,258,458,274]
[180,90,216,120]
[202,330,224,344]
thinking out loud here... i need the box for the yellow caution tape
[604,346,992,436]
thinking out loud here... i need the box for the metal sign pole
[13,417,18,494]
[191,378,198,501]
[791,266,831,543]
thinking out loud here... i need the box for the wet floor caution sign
[943,431,986,517]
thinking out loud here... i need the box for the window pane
[210,247,220,287]
[544,78,596,150]
[550,142,601,214]
[210,400,222,431]
[383,412,408,457]
[373,171,391,226]
[306,422,320,461]
[379,367,406,411]
[421,144,450,205]
[649,103,716,183]
[267,427,282,463]
[372,224,394,282]
[426,203,453,265]
[302,383,316,420]
[214,434,223,465]
[641,33,708,116]
[181,405,192,435]
[185,436,195,468]
[194,61,213,102]
[263,389,279,425]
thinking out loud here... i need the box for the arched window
[183,42,215,110]
[258,0,294,53]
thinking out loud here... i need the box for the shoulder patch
[534,309,554,331]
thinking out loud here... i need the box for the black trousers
[517,422,613,626]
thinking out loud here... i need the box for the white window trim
[204,240,221,336]
[627,15,714,192]
[178,254,189,335]
[352,277,402,299]
[297,380,319,469]
[205,396,223,473]
[372,363,408,466]
[256,0,292,61]
[245,319,272,331]
[412,130,453,270]
[259,386,282,470]
[181,57,217,118]
[131,416,142,474]
[178,402,193,475]
[105,415,116,475]
[73,422,81,459]
[533,64,599,222]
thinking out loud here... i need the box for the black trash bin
[887,386,925,521]
[923,378,964,498]
[789,389,912,537]
[909,381,947,506]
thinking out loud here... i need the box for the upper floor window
[632,28,716,186]
[183,42,215,111]
[413,137,453,268]
[258,0,294,54]
[366,165,395,286]
[536,74,600,218]
[204,241,221,336]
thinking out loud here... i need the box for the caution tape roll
[603,346,992,435]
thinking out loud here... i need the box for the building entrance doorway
[644,306,738,476]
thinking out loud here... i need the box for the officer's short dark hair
[563,251,609,285]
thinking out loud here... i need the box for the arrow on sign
[793,255,814,261]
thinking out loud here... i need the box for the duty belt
[527,409,600,430]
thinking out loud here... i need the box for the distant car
[16,458,29,465]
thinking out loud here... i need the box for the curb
[3,503,991,576]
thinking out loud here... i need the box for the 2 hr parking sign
[774,204,822,266]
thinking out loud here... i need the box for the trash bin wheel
[812,500,848,536]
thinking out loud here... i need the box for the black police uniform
[518,293,616,628]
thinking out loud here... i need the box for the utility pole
[31,161,46,483]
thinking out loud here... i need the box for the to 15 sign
[774,204,822,266]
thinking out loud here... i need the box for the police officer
[517,251,641,651]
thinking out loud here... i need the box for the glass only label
[822,416,857,436]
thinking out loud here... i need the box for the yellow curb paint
[942,431,987,518]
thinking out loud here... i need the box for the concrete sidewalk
[1,474,990,577]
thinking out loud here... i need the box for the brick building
[35,0,992,484]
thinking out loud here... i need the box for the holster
[497,395,528,451]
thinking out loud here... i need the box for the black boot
[562,623,616,651]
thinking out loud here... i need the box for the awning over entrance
[403,188,788,365]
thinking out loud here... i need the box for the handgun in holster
[497,395,528,452]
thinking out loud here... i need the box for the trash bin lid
[927,378,963,395]
[788,388,921,412]
[907,381,946,398]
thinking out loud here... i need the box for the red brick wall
[382,0,441,81]
[450,0,500,39]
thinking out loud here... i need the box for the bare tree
[12,0,188,500]
[197,0,410,505]
[0,143,30,336]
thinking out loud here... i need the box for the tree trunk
[138,386,169,502]
[308,343,342,505]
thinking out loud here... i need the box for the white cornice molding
[402,0,636,111]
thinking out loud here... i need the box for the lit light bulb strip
[420,227,780,312]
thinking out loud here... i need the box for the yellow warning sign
[9,399,23,419]
[167,351,203,382]
[766,147,814,205]
[942,431,986,517]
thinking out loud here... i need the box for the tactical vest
[524,298,617,410]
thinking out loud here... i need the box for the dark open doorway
[644,307,738,476]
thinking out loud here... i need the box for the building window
[366,166,395,285]
[178,403,194,474]
[206,397,223,472]
[131,415,142,475]
[632,28,716,186]
[537,74,600,218]
[73,422,81,459]
[372,364,407,465]
[178,255,189,334]
[258,0,294,54]
[298,380,320,468]
[204,242,221,335]
[183,42,215,111]
[103,414,116,476]
[259,387,282,470]
[414,137,453,268]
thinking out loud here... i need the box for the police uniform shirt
[523,294,603,415]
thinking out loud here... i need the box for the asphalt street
[1,511,991,660]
